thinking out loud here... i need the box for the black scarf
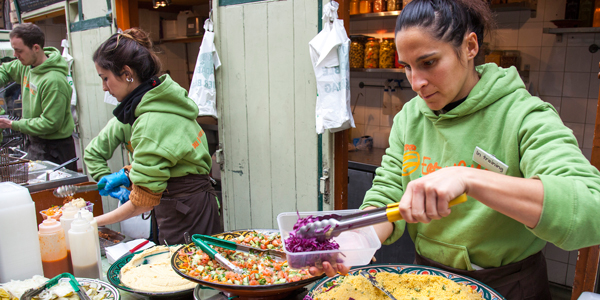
[113,76,161,125]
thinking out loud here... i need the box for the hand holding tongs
[191,234,246,275]
[20,273,91,300]
[195,234,286,261]
[296,193,468,241]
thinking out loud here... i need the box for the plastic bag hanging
[61,39,77,106]
[188,17,221,119]
[309,1,355,134]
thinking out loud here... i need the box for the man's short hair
[9,23,45,49]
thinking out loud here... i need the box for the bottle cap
[79,209,94,223]
[39,218,62,234]
[61,203,79,220]
[69,212,91,233]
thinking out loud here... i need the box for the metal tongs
[195,234,286,261]
[191,234,246,275]
[296,193,468,241]
[53,182,106,198]
[20,273,91,300]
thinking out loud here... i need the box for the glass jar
[350,0,360,15]
[403,0,413,8]
[364,38,380,68]
[350,36,367,69]
[359,0,372,14]
[379,38,395,69]
[387,0,401,11]
[373,0,385,12]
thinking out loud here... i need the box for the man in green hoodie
[0,23,76,171]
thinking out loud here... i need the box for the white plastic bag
[309,1,355,134]
[61,39,77,106]
[118,200,151,239]
[188,18,221,118]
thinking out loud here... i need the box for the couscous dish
[310,272,484,300]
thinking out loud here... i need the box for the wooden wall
[67,0,125,231]
[214,0,333,230]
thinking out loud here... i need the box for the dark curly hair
[93,28,161,82]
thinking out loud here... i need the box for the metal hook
[352,92,364,115]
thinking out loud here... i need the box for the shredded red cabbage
[286,212,341,253]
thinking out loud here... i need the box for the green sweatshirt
[361,63,600,270]
[0,47,74,139]
[129,74,211,193]
[84,117,133,182]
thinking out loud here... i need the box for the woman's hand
[308,261,351,277]
[399,166,469,223]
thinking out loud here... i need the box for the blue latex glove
[110,187,130,204]
[98,169,131,196]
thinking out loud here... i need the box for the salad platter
[171,229,325,298]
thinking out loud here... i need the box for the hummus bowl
[171,229,325,298]
[107,245,197,299]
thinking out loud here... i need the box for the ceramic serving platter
[171,229,325,298]
[77,278,120,300]
[307,263,505,300]
[106,247,195,299]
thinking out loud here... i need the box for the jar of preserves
[350,0,360,15]
[379,38,396,68]
[364,38,380,68]
[359,0,372,14]
[350,36,367,69]
[373,0,385,12]
[387,0,401,11]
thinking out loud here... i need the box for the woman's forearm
[464,168,544,228]
[95,201,153,226]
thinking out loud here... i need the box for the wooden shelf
[490,1,536,12]
[543,27,600,34]
[350,11,400,21]
[351,68,405,73]
[154,36,203,44]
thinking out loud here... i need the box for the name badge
[472,146,508,175]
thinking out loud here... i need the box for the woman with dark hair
[92,28,222,245]
[312,0,600,298]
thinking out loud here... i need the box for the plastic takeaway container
[277,209,381,269]
[579,292,600,300]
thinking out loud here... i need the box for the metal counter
[24,160,89,193]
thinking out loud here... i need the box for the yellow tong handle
[385,193,468,222]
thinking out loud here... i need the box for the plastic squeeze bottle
[79,209,102,279]
[60,203,78,273]
[68,212,100,279]
[0,182,43,282]
[38,218,70,278]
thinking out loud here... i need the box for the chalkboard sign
[16,0,63,13]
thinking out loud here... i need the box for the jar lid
[39,218,62,234]
[382,37,395,40]
[367,37,379,41]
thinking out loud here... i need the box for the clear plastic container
[277,209,381,269]
[38,218,69,278]
[68,212,100,279]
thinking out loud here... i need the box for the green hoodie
[129,74,211,193]
[361,63,600,270]
[0,47,74,139]
[84,117,133,182]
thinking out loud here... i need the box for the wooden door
[214,0,335,230]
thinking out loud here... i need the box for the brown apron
[153,174,224,245]
[25,135,77,171]
[415,252,552,299]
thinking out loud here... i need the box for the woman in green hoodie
[313,0,600,298]
[92,28,222,245]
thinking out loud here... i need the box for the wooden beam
[571,62,600,299]
[114,0,131,30]
[333,0,350,211]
